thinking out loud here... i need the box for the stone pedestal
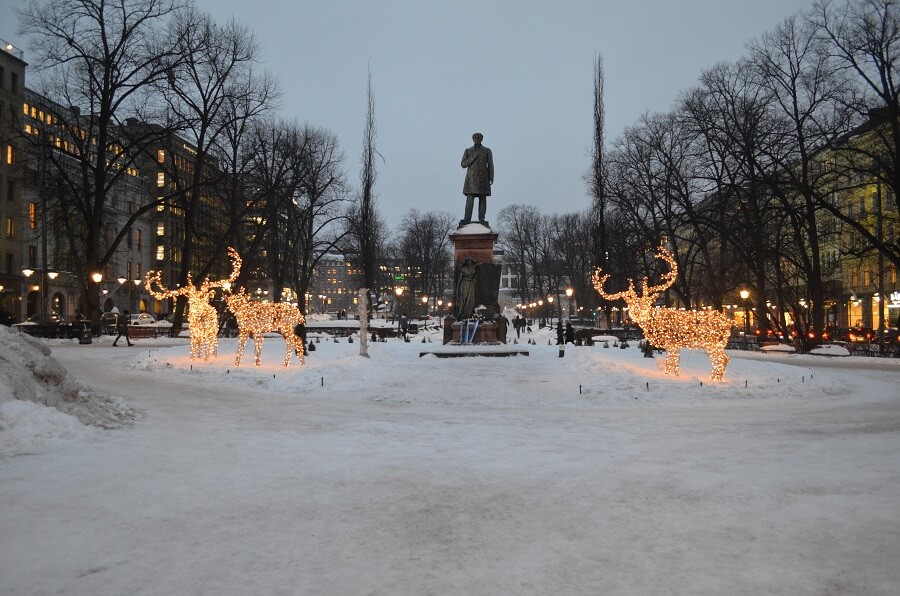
[450,321,500,344]
[449,223,498,268]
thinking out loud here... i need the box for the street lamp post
[740,289,750,335]
[565,287,574,319]
[421,295,428,320]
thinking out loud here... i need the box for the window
[5,178,12,201]
[6,217,13,238]
[126,261,133,280]
[22,102,28,116]
[863,266,870,286]
[10,72,17,94]
[28,245,36,267]
[28,202,36,229]
[157,222,165,236]
[156,245,165,260]
[127,229,132,249]
[136,229,142,250]
[6,144,13,165]
[6,253,12,275]
[157,149,165,164]
[157,172,165,187]
[136,263,141,279]
[0,66,4,89]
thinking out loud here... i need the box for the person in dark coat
[565,321,575,345]
[399,313,409,340]
[113,310,133,346]
[514,314,522,338]
[556,320,564,345]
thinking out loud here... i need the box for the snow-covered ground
[1,325,899,594]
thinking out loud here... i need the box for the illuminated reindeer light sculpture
[145,248,242,361]
[592,246,733,381]
[226,289,305,367]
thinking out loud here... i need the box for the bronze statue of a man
[460,132,494,226]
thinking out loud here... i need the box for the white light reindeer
[145,248,241,361]
[226,289,305,367]
[592,246,733,381]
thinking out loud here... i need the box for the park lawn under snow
[1,325,899,595]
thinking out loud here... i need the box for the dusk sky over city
[1,0,815,228]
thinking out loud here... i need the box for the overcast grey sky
[2,0,815,230]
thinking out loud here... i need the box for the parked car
[128,313,156,326]
[17,312,66,325]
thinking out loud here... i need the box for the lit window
[157,149,165,163]
[22,103,29,115]
[157,203,165,212]
[25,124,32,135]
[6,217,13,238]
[156,245,165,260]
[30,106,36,118]
[126,262,132,279]
[5,144,13,165]
[157,172,165,187]
[136,229,142,250]
[28,202,37,229]
[157,222,165,236]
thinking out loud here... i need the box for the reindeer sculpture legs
[664,348,680,377]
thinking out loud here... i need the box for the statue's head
[472,132,483,144]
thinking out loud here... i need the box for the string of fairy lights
[144,247,305,368]
[593,245,733,381]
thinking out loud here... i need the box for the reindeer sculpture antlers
[592,245,678,302]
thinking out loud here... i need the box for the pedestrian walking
[113,310,133,346]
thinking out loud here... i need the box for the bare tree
[18,0,184,322]
[811,0,900,273]
[156,6,276,330]
[586,54,609,268]
[287,126,350,313]
[395,209,454,301]
[747,14,851,340]
[346,71,386,335]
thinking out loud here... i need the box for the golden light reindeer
[226,289,305,367]
[592,246,733,381]
[145,248,242,361]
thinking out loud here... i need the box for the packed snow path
[1,334,899,595]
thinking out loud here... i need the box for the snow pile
[810,343,851,357]
[760,343,797,353]
[0,326,135,455]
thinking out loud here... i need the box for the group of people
[556,320,576,345]
[511,315,530,338]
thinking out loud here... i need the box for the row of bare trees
[17,0,386,329]
[494,0,899,342]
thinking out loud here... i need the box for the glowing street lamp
[739,289,750,334]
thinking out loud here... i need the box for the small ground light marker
[646,382,649,391]
[579,385,582,394]
[745,380,748,388]
[321,377,324,387]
